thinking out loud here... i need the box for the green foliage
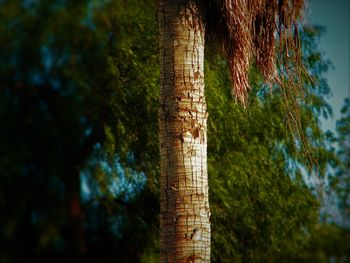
[289,223,350,263]
[0,1,340,263]
[205,55,321,263]
[330,98,350,227]
[0,0,159,262]
[0,0,101,261]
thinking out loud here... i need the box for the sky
[308,0,350,132]
[307,0,350,225]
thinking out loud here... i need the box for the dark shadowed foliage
[0,0,345,262]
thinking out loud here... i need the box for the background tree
[0,1,342,263]
[334,98,350,226]
[0,1,159,262]
[206,22,336,262]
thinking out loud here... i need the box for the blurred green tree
[0,1,338,263]
[334,98,350,226]
[0,0,159,262]
[206,23,335,262]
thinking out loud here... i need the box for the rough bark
[159,1,210,262]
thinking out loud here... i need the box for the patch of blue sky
[109,215,124,238]
[80,171,92,203]
[50,79,61,91]
[308,0,350,132]
[305,0,350,226]
[84,127,93,137]
[49,0,66,12]
[80,0,111,31]
[22,0,66,12]
[104,156,147,201]
[80,145,147,203]
[21,0,39,12]
[108,169,147,201]
[38,45,63,90]
[55,52,71,68]
[41,46,53,73]
[30,72,44,86]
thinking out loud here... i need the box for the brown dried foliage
[208,0,305,105]
[205,0,319,169]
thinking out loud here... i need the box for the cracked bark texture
[159,0,210,262]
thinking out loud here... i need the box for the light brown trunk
[159,1,210,262]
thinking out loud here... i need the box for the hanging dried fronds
[222,0,253,104]
[205,0,320,170]
[206,0,306,106]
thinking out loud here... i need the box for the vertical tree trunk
[159,1,210,262]
[63,166,86,258]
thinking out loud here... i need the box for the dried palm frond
[206,0,306,106]
[205,0,320,169]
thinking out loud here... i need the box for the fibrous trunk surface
[159,0,210,262]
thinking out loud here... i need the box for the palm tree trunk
[159,0,210,262]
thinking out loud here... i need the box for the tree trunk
[159,1,210,262]
[63,166,86,258]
